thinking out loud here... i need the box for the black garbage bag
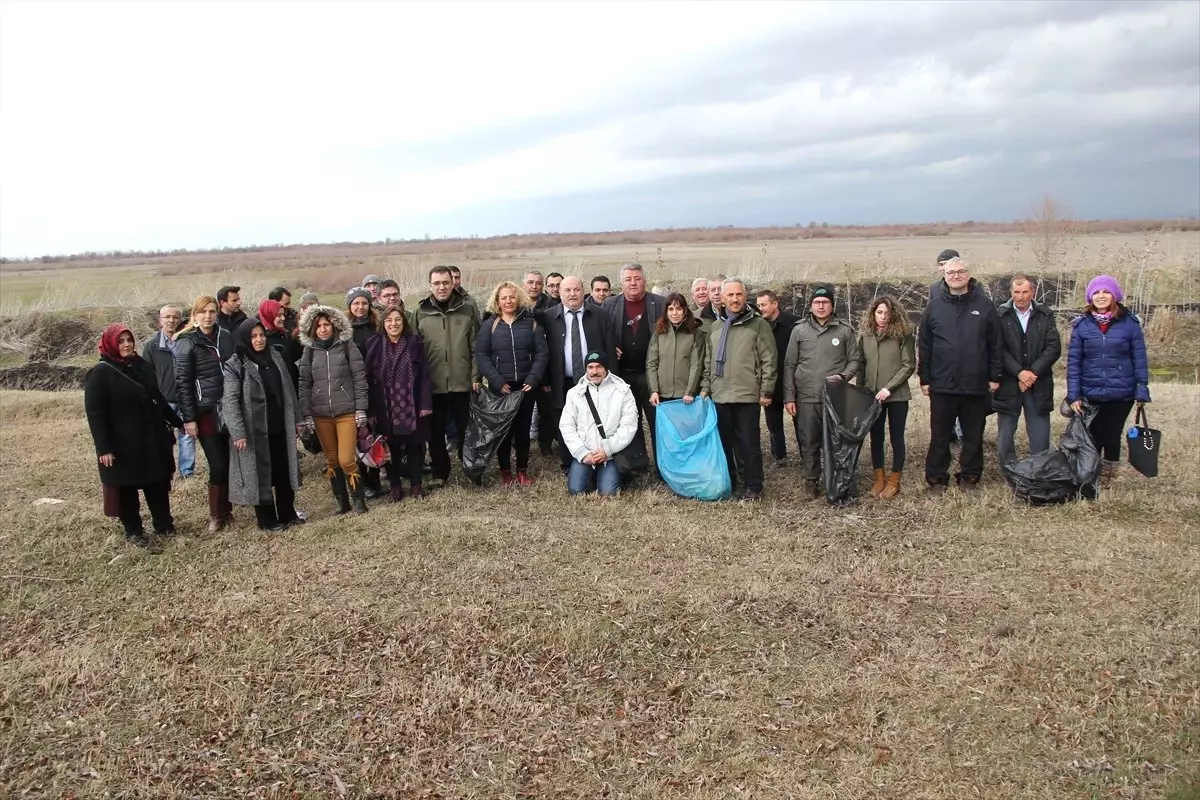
[1003,401,1101,504]
[461,388,526,484]
[821,381,883,505]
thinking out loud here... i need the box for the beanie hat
[810,285,835,303]
[300,292,319,304]
[361,274,382,286]
[585,350,608,369]
[936,249,960,265]
[346,287,373,308]
[1085,275,1123,305]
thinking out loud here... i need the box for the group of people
[83,251,1152,549]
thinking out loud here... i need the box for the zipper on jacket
[325,349,334,415]
[509,320,519,382]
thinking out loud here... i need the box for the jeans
[869,401,909,471]
[1088,401,1135,462]
[716,402,765,493]
[567,459,621,495]
[996,391,1051,465]
[169,403,195,476]
[497,386,536,471]
[926,393,990,484]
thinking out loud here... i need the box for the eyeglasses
[945,269,969,278]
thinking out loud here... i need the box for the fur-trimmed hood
[298,304,353,347]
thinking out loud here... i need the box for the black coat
[173,326,234,423]
[474,310,549,391]
[600,292,667,373]
[141,330,179,403]
[538,303,614,407]
[765,310,799,399]
[217,310,247,334]
[85,357,183,487]
[918,279,1003,396]
[266,329,301,389]
[992,300,1062,415]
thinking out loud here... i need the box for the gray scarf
[713,310,744,378]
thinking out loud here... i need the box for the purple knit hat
[1085,275,1123,304]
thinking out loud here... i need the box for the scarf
[713,310,745,378]
[380,334,418,434]
[234,318,275,367]
[98,323,139,364]
[257,299,284,333]
[1091,310,1114,326]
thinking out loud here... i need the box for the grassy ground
[1,380,1197,798]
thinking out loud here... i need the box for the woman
[858,295,916,498]
[299,304,370,513]
[647,292,707,407]
[85,324,183,549]
[475,281,549,486]
[1067,275,1151,484]
[257,298,300,385]
[365,304,434,501]
[174,294,235,533]
[346,287,384,497]
[223,318,305,531]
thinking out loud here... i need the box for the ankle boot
[347,471,369,514]
[500,470,514,487]
[207,484,225,534]
[329,469,351,515]
[880,470,902,499]
[870,468,886,497]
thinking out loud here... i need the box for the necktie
[570,310,585,379]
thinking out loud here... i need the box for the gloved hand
[355,411,368,428]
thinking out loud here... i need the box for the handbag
[582,386,648,477]
[357,430,391,469]
[1126,404,1160,478]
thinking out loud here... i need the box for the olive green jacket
[782,314,862,404]
[417,291,481,394]
[856,331,916,402]
[701,312,777,404]
[646,324,707,399]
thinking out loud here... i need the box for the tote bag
[1126,404,1160,478]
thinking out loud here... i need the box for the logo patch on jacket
[971,310,980,315]
[831,338,840,346]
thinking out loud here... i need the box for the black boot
[254,504,286,532]
[348,471,369,514]
[363,467,384,499]
[329,469,351,515]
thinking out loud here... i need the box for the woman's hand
[649,392,660,407]
[682,394,694,404]
[355,411,368,427]
[99,453,115,467]
[521,384,534,393]
[295,424,306,437]
[500,384,512,394]
[233,438,247,451]
[699,391,708,399]
[874,388,891,402]
[184,421,198,438]
[1070,400,1083,415]
[419,409,432,417]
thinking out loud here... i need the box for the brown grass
[1,379,1197,798]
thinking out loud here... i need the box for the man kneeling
[559,351,638,496]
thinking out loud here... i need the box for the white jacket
[559,372,639,462]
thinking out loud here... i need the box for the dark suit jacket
[601,292,667,374]
[538,303,614,407]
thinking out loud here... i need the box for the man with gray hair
[142,305,196,478]
[524,270,555,314]
[602,263,667,460]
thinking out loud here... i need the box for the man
[587,275,612,307]
[756,289,800,468]
[702,274,727,322]
[782,285,861,495]
[602,263,667,459]
[701,279,776,500]
[216,285,246,333]
[361,275,383,302]
[268,286,292,307]
[299,292,319,313]
[994,274,1061,465]
[540,276,614,475]
[558,351,639,496]
[690,278,710,315]
[142,305,195,478]
[269,286,298,338]
[919,257,1003,494]
[932,249,964,442]
[378,279,401,308]
[416,266,481,489]
[524,270,555,313]
[545,272,564,302]
[447,265,481,319]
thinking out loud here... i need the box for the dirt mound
[0,308,160,363]
[0,362,89,391]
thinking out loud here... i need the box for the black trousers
[926,393,990,484]
[716,402,765,494]
[197,431,229,485]
[384,433,425,488]
[620,371,655,457]
[763,399,800,461]
[428,392,470,480]
[497,387,537,471]
[1089,400,1135,462]
[869,401,909,471]
[116,481,173,535]
[254,432,298,528]
[535,387,556,448]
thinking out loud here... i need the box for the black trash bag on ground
[822,381,883,505]
[461,388,526,484]
[1003,401,1101,504]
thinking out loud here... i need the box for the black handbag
[1126,404,1160,478]
[582,387,648,477]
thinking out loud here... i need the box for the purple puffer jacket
[1066,308,1151,404]
[364,332,433,437]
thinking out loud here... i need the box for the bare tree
[1022,195,1077,307]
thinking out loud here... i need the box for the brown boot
[880,470,901,499]
[870,468,886,497]
[207,484,225,534]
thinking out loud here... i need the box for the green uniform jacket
[417,291,481,394]
[782,315,862,404]
[856,331,916,403]
[646,324,707,399]
[701,312,777,404]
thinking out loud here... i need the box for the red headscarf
[257,299,284,333]
[98,323,138,363]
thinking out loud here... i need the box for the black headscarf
[235,318,284,416]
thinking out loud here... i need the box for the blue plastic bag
[654,398,731,501]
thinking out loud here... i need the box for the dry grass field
[1,378,1198,798]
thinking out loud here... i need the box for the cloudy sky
[1,0,1198,257]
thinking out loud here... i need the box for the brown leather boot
[870,468,886,497]
[207,484,225,534]
[880,470,901,499]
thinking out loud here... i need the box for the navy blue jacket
[475,310,549,392]
[1066,308,1151,404]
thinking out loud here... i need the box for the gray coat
[222,351,302,507]
[783,314,862,404]
[298,305,368,419]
